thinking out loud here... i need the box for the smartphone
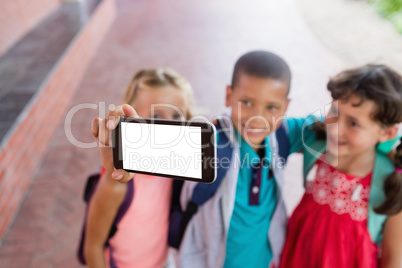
[112,117,217,183]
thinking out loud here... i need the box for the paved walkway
[0,0,345,266]
[298,0,402,72]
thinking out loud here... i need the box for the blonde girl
[85,68,194,268]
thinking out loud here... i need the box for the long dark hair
[317,64,402,215]
[374,139,402,215]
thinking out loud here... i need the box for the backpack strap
[275,122,290,162]
[77,173,135,264]
[302,138,326,185]
[175,121,234,248]
[167,179,185,248]
[368,150,393,244]
[108,179,135,241]
[78,173,101,264]
[191,122,233,205]
[83,173,100,203]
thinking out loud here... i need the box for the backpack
[77,172,135,265]
[168,121,290,249]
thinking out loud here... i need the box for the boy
[176,51,310,268]
[98,51,309,267]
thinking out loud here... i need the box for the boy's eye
[266,105,277,111]
[152,114,161,119]
[241,100,252,106]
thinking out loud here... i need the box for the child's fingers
[91,117,100,139]
[122,104,139,118]
[107,105,140,130]
[111,169,135,183]
[98,118,110,146]
[107,105,125,130]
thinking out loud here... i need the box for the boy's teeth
[246,128,266,133]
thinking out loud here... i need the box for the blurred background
[0,0,401,266]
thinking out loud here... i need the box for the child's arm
[381,210,402,268]
[84,170,127,268]
[284,117,318,154]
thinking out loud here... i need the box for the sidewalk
[0,0,343,266]
[298,0,402,72]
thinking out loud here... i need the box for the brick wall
[0,0,116,239]
[0,0,61,56]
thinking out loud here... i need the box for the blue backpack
[168,122,290,249]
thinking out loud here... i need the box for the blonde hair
[122,68,194,120]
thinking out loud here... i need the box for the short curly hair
[231,50,291,94]
[327,64,402,126]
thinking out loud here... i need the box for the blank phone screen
[121,122,203,179]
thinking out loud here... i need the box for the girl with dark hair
[280,64,402,268]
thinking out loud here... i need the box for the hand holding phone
[112,117,217,183]
[91,104,139,182]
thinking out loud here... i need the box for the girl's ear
[379,124,399,143]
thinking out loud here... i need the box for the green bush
[390,12,402,32]
[370,0,402,33]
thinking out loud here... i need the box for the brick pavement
[0,0,343,267]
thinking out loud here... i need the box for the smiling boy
[177,51,312,268]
